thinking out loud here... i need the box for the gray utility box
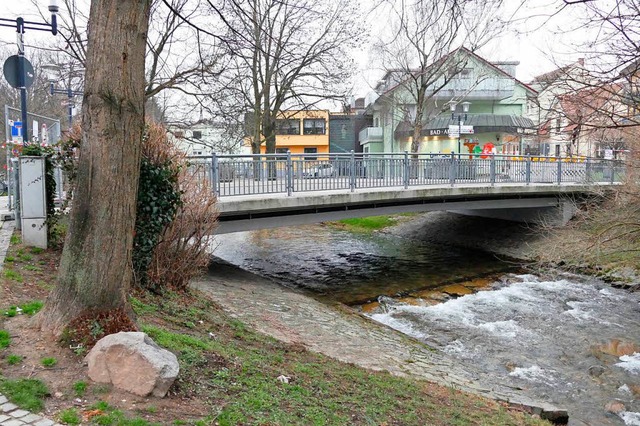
[19,156,47,249]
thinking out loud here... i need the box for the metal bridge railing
[184,152,625,198]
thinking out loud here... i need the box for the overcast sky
[0,0,591,100]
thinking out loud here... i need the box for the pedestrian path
[1,393,61,425]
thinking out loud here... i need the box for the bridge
[187,153,624,234]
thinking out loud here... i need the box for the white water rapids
[369,273,640,425]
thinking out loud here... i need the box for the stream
[212,219,640,425]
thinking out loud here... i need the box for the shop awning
[395,114,536,139]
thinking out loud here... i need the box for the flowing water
[213,222,640,425]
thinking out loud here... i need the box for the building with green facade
[360,47,538,155]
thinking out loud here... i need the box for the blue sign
[10,121,22,142]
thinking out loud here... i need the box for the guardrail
[185,152,625,197]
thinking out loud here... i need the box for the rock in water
[86,332,179,397]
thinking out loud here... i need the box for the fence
[185,152,625,198]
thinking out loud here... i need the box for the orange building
[249,110,330,156]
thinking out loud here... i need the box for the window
[174,131,184,139]
[276,119,300,135]
[275,147,289,160]
[447,67,472,79]
[555,118,561,133]
[192,130,202,139]
[304,147,318,160]
[303,119,326,135]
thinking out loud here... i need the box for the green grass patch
[3,301,43,317]
[4,255,15,262]
[59,407,81,425]
[41,357,57,367]
[9,234,21,245]
[24,265,42,272]
[20,300,43,315]
[3,269,23,282]
[335,214,415,233]
[0,378,49,411]
[89,401,162,426]
[30,247,44,254]
[18,253,33,262]
[73,381,87,397]
[0,330,10,348]
[6,354,22,365]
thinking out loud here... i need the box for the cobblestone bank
[0,395,60,426]
[192,260,568,422]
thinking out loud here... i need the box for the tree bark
[38,0,152,336]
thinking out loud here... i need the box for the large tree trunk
[38,0,152,336]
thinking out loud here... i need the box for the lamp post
[42,64,83,129]
[450,101,471,154]
[0,1,59,144]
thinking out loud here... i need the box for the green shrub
[21,300,43,315]
[73,381,87,397]
[132,124,182,291]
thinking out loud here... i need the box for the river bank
[381,211,640,290]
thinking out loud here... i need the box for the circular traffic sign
[3,55,35,89]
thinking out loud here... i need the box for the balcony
[359,127,383,145]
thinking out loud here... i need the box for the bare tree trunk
[38,0,152,336]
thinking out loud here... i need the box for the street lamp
[0,0,59,144]
[42,64,83,129]
[450,101,471,154]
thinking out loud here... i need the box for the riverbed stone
[588,365,606,377]
[605,400,625,414]
[86,332,179,397]
[441,284,474,296]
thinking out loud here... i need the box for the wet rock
[605,400,625,414]
[441,284,474,296]
[360,301,380,313]
[412,289,449,301]
[588,365,606,377]
[595,339,640,357]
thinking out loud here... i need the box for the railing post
[286,151,293,196]
[610,160,615,184]
[490,154,496,186]
[403,151,409,189]
[211,153,220,197]
[349,150,355,192]
[525,155,531,185]
[449,152,456,187]
[557,157,562,185]
[585,157,591,182]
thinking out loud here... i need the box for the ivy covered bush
[133,124,183,291]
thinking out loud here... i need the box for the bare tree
[209,0,365,154]
[371,0,506,154]
[37,0,152,335]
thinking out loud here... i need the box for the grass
[73,381,87,397]
[3,269,23,282]
[6,354,22,365]
[0,378,49,412]
[59,408,81,425]
[334,213,416,233]
[0,330,10,348]
[41,357,57,368]
[3,301,44,317]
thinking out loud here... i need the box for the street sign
[448,124,474,134]
[3,55,35,89]
[11,121,23,143]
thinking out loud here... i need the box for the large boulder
[85,332,179,397]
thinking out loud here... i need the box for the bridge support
[449,199,578,226]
